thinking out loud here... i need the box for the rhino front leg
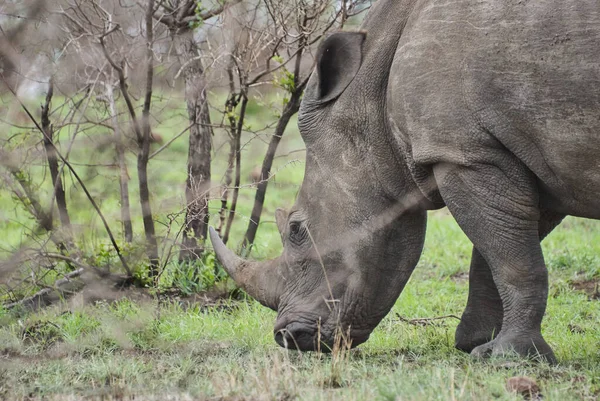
[434,159,557,363]
[455,210,565,352]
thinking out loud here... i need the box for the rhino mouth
[274,322,371,351]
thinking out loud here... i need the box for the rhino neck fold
[350,0,430,207]
[355,0,419,97]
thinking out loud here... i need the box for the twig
[222,93,248,245]
[148,123,193,159]
[274,148,306,159]
[395,314,461,327]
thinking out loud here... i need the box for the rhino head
[210,25,431,351]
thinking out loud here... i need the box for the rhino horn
[209,227,281,311]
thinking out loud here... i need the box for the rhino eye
[288,221,306,245]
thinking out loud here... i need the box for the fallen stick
[4,253,134,310]
[395,313,461,326]
[4,268,85,310]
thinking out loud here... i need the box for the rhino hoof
[470,334,557,364]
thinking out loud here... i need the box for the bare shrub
[0,0,370,307]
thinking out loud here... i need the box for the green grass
[1,215,599,400]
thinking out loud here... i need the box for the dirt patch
[450,271,469,283]
[569,278,600,300]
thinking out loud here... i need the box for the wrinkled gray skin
[210,0,600,363]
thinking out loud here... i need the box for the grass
[1,214,599,400]
[1,92,600,399]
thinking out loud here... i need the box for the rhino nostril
[274,329,287,348]
[274,324,317,350]
[274,328,299,349]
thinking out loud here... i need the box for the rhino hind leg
[455,248,503,352]
[435,158,559,363]
[455,210,565,352]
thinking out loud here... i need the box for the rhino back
[388,0,600,217]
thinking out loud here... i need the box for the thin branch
[99,35,144,144]
[149,123,193,159]
[395,314,461,327]
[1,80,133,276]
[223,93,248,245]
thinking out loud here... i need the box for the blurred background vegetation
[0,0,369,305]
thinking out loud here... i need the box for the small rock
[506,376,542,400]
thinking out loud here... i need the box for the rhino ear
[275,208,288,241]
[315,31,366,103]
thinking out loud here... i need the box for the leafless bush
[0,0,370,307]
